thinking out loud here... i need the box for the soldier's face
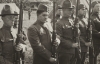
[93,4,100,13]
[62,8,73,17]
[2,15,14,27]
[78,8,87,16]
[38,12,48,23]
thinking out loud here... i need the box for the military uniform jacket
[0,26,17,64]
[79,17,88,52]
[56,17,75,54]
[91,14,100,44]
[28,22,52,64]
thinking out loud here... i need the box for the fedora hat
[38,4,48,12]
[0,5,19,16]
[78,4,87,10]
[61,0,74,9]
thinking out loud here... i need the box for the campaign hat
[0,5,19,16]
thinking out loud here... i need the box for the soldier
[27,4,59,64]
[78,4,91,64]
[91,1,100,64]
[0,5,26,64]
[56,0,79,64]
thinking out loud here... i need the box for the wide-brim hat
[78,4,87,10]
[61,0,74,9]
[0,5,19,16]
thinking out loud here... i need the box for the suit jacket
[28,22,52,64]
[91,14,100,44]
[56,17,75,54]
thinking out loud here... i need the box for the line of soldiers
[0,0,100,64]
[28,0,100,64]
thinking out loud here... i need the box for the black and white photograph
[0,0,100,64]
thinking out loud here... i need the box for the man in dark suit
[56,0,79,64]
[91,1,100,64]
[28,4,59,64]
[78,4,91,64]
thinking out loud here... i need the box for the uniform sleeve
[56,22,73,48]
[27,27,52,61]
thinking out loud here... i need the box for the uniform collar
[62,16,73,21]
[78,15,85,19]
[2,25,11,31]
[34,20,46,27]
[62,16,70,19]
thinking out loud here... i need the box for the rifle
[87,0,94,64]
[73,0,81,64]
[52,0,58,64]
[14,1,24,64]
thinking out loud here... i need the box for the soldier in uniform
[91,1,100,64]
[56,0,79,64]
[78,4,91,64]
[0,5,26,64]
[28,4,59,64]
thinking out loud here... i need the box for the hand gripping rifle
[87,0,94,64]
[14,1,24,64]
[73,0,81,64]
[51,0,58,64]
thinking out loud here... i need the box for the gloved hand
[72,43,79,48]
[85,42,91,47]
[15,43,27,52]
[49,57,57,63]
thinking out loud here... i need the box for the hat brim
[79,8,87,10]
[60,7,74,9]
[0,14,19,16]
[59,6,74,9]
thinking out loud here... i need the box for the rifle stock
[14,1,24,64]
[52,0,58,64]
[87,0,94,64]
[73,0,81,64]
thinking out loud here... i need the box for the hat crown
[78,4,86,10]
[62,0,73,9]
[38,4,48,12]
[0,5,18,16]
